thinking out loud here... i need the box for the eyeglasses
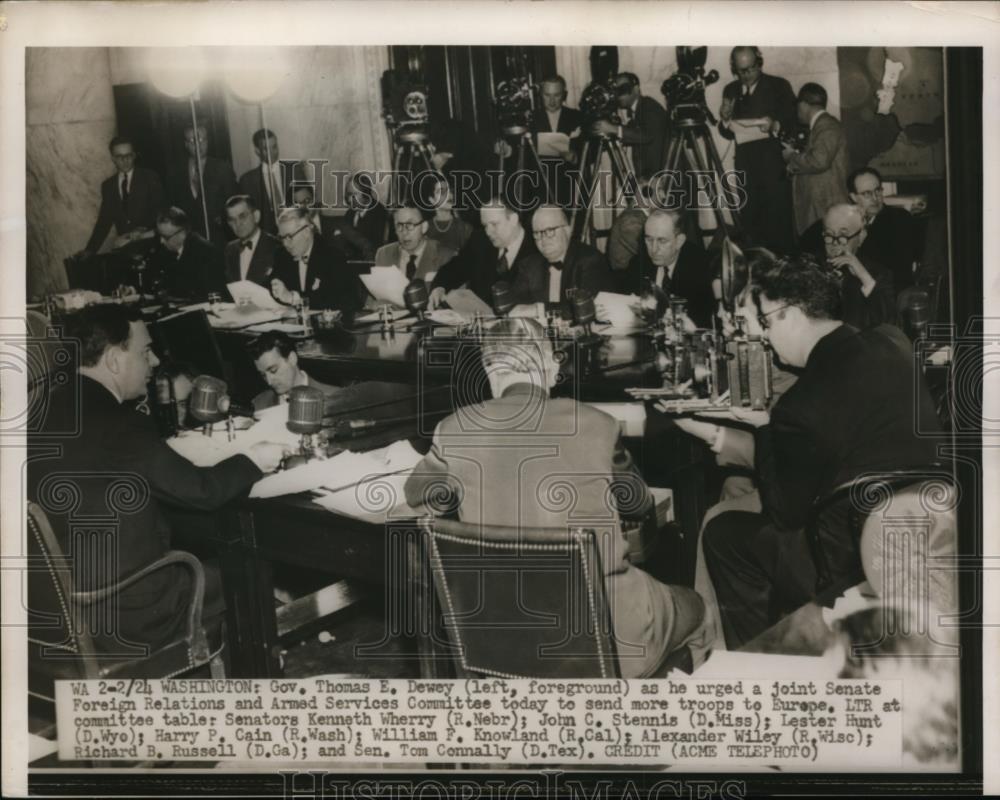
[278,224,312,242]
[757,303,793,331]
[822,228,864,246]
[855,187,884,200]
[394,221,424,233]
[532,225,567,241]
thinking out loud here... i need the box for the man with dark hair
[271,206,364,313]
[700,254,940,648]
[429,197,547,309]
[405,317,705,678]
[78,136,166,258]
[374,205,456,283]
[249,330,339,410]
[847,166,918,292]
[27,304,285,655]
[784,82,849,235]
[236,128,296,234]
[223,194,280,286]
[717,46,797,252]
[166,124,239,245]
[151,206,228,302]
[591,72,668,181]
[327,172,391,261]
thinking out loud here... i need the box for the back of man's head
[481,318,555,391]
[752,253,842,321]
[65,304,142,368]
[797,82,828,108]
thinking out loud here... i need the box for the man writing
[250,331,339,410]
[223,194,280,286]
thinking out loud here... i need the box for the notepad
[731,117,770,145]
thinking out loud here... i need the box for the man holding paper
[374,205,456,285]
[223,194,280,286]
[717,47,796,252]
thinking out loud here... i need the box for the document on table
[360,266,409,308]
[594,291,642,327]
[537,132,571,158]
[731,117,770,145]
[167,405,299,468]
[227,279,283,309]
[445,288,493,315]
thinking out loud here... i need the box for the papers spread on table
[360,266,409,308]
[355,309,414,325]
[537,132,571,158]
[228,279,283,309]
[594,291,642,327]
[167,404,300,468]
[244,321,310,335]
[426,308,470,326]
[445,288,493,315]
[731,117,770,145]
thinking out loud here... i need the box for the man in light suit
[223,194,280,287]
[591,72,668,181]
[79,136,166,258]
[784,83,849,236]
[405,317,705,678]
[374,205,456,284]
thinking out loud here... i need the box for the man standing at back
[237,128,288,235]
[405,318,705,677]
[167,124,238,245]
[591,72,668,181]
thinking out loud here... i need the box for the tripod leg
[686,126,740,243]
[700,128,743,231]
[570,138,594,235]
[523,135,552,205]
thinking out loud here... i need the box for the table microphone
[284,385,327,468]
[404,278,431,326]
[572,289,597,334]
[189,375,233,437]
[492,281,516,317]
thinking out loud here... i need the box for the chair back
[151,310,227,382]
[420,517,620,679]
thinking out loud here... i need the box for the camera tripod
[661,106,742,248]
[570,132,638,244]
[391,126,437,177]
[496,125,553,205]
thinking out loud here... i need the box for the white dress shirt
[654,254,681,290]
[499,227,525,271]
[119,169,134,199]
[238,228,262,281]
[261,161,284,206]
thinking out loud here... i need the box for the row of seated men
[28,238,943,680]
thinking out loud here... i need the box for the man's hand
[698,407,772,428]
[591,120,619,137]
[828,253,876,296]
[247,442,291,473]
[270,278,298,306]
[719,97,735,123]
[758,115,775,134]
[427,286,447,311]
[430,152,453,171]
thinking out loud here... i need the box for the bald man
[822,203,895,329]
[519,205,613,314]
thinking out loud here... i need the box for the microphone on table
[571,288,599,339]
[189,375,252,439]
[404,278,432,329]
[491,281,516,318]
[283,385,328,469]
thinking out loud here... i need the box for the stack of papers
[227,280,283,309]
[594,291,642,327]
[360,266,409,308]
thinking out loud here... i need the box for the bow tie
[550,260,564,271]
[241,239,254,250]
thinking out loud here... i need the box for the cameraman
[591,72,667,181]
[717,47,796,252]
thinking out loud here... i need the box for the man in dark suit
[429,198,547,309]
[528,75,584,205]
[591,73,668,181]
[26,305,285,654]
[327,173,391,261]
[717,47,797,252]
[522,204,613,314]
[624,209,717,328]
[236,128,293,235]
[271,206,364,314]
[151,206,228,303]
[223,194,280,287]
[167,124,239,246]
[80,136,166,258]
[848,166,918,293]
[822,203,895,329]
[405,317,705,678]
[702,255,940,648]
[249,331,340,410]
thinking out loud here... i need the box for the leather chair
[27,501,225,713]
[417,517,692,680]
[807,467,958,621]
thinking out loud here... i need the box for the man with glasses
[151,206,227,302]
[374,205,456,284]
[166,124,238,245]
[78,136,165,259]
[717,47,797,252]
[519,205,612,313]
[698,254,940,649]
[590,72,667,181]
[271,205,363,314]
[847,166,918,292]
[821,203,894,329]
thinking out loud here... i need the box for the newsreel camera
[660,45,720,125]
[495,77,537,136]
[381,70,437,175]
[579,79,622,126]
[627,240,774,412]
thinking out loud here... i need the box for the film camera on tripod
[660,45,721,125]
[381,70,437,174]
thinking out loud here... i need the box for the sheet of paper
[731,118,770,145]
[360,266,409,308]
[244,321,310,335]
[209,306,290,329]
[228,279,283,309]
[427,308,470,326]
[445,288,493,315]
[312,471,417,523]
[167,405,300,468]
[594,291,641,327]
[537,132,571,157]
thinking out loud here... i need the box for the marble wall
[26,48,117,298]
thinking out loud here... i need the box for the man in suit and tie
[523,204,613,314]
[717,47,797,252]
[848,166,918,293]
[591,72,668,181]
[223,194,280,287]
[79,136,166,258]
[429,197,547,309]
[167,124,239,246]
[784,82,850,237]
[374,205,456,284]
[327,173,391,261]
[405,317,705,678]
[625,209,717,328]
[236,128,292,235]
[530,75,583,205]
[151,207,228,303]
[270,206,364,314]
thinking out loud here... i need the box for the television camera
[660,46,720,125]
[494,77,537,136]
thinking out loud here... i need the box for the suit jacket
[404,382,703,678]
[237,161,307,235]
[787,112,850,235]
[433,227,548,306]
[625,239,717,328]
[374,239,457,283]
[532,105,584,136]
[224,230,280,286]
[620,95,668,180]
[861,206,917,292]
[167,156,239,244]
[753,323,940,533]
[86,167,166,253]
[152,232,228,303]
[270,235,364,313]
[837,253,895,331]
[717,73,797,174]
[252,372,340,412]
[328,203,390,260]
[26,376,261,651]
[516,239,614,312]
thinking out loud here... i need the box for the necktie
[189,161,200,199]
[299,254,309,291]
[550,260,563,271]
[497,249,509,274]
[241,239,254,250]
[406,254,418,280]
[120,174,129,204]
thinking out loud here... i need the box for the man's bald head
[823,203,867,257]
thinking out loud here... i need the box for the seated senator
[404,317,705,678]
[150,206,228,303]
